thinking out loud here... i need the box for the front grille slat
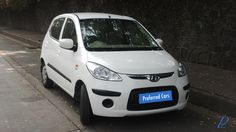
[158,72,174,78]
[129,75,147,79]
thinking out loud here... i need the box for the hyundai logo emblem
[146,75,160,82]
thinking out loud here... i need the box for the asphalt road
[0,34,235,132]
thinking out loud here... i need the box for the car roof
[63,12,135,20]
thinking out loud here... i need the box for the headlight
[178,62,187,77]
[86,62,122,81]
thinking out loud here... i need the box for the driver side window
[62,18,77,45]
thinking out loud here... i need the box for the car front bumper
[84,71,189,117]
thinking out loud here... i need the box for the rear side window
[50,18,65,40]
[62,18,77,44]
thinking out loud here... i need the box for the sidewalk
[0,26,43,48]
[0,26,236,117]
[0,55,77,132]
[186,63,236,117]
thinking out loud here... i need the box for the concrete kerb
[0,29,41,48]
[189,87,236,117]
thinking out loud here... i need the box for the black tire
[74,85,80,104]
[80,84,93,125]
[40,62,53,88]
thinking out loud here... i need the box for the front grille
[128,72,174,80]
[127,86,179,111]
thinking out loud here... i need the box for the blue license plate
[139,90,173,104]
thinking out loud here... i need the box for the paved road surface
[0,34,235,132]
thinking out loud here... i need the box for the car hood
[87,50,178,74]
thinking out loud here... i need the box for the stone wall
[0,0,235,71]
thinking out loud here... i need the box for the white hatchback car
[40,13,190,124]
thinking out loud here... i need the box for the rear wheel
[80,84,93,125]
[41,63,53,88]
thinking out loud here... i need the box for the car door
[45,17,66,83]
[56,17,79,95]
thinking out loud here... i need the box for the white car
[40,13,190,124]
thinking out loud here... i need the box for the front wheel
[80,84,93,125]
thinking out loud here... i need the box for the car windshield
[80,19,162,51]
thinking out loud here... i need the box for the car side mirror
[59,39,74,50]
[155,38,163,46]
